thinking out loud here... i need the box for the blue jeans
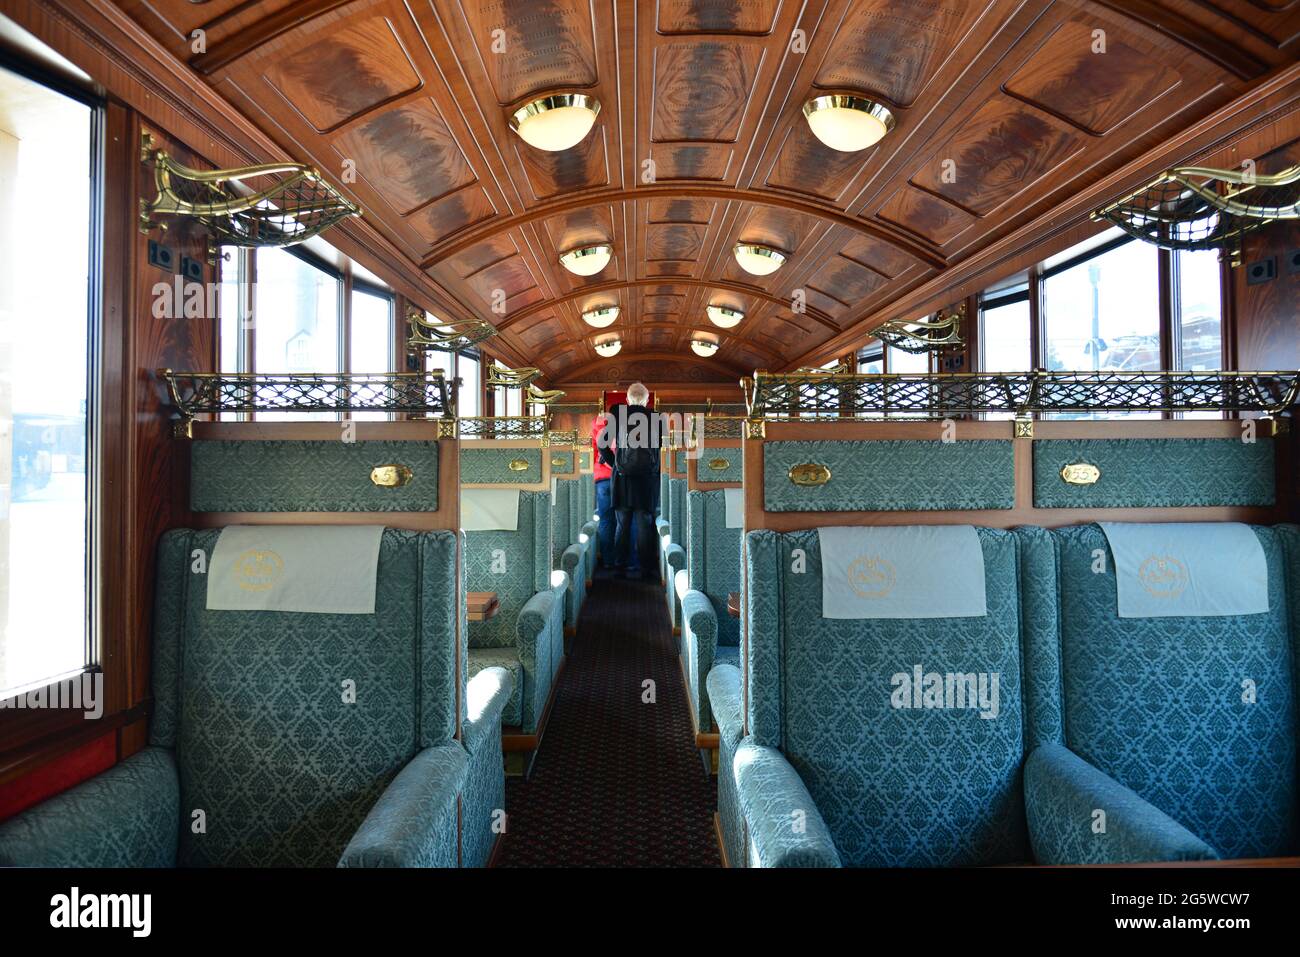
[595,479,615,568]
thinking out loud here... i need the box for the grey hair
[626,381,649,405]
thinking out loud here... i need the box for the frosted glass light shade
[582,305,619,328]
[594,339,622,357]
[707,305,744,329]
[510,94,601,151]
[802,95,895,152]
[690,339,719,357]
[559,244,612,276]
[733,243,786,276]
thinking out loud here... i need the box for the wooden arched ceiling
[120,0,1300,383]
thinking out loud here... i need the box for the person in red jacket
[591,411,616,570]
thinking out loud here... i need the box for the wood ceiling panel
[765,127,879,201]
[649,144,735,180]
[805,256,889,313]
[877,186,978,245]
[405,186,498,246]
[908,96,1087,216]
[1002,18,1184,136]
[333,98,476,214]
[543,205,615,253]
[655,0,781,35]
[646,198,717,224]
[516,126,610,198]
[814,0,975,107]
[651,40,762,142]
[458,0,598,106]
[263,16,422,132]
[644,223,706,262]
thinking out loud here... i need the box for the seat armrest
[706,663,744,749]
[464,666,514,755]
[338,743,468,868]
[1024,743,1218,864]
[656,517,671,541]
[517,587,557,651]
[581,520,598,540]
[0,746,179,868]
[733,741,840,868]
[560,544,583,581]
[666,544,686,581]
[674,567,690,600]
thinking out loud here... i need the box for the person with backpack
[596,382,661,582]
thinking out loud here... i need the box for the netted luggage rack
[459,415,549,440]
[743,370,1300,435]
[1092,164,1300,265]
[139,133,360,247]
[407,308,498,353]
[158,370,455,437]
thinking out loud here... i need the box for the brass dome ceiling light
[509,93,601,152]
[706,304,744,329]
[559,243,612,276]
[594,337,622,358]
[582,305,619,328]
[690,336,719,358]
[733,243,787,276]
[802,94,896,152]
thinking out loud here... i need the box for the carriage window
[856,345,883,375]
[349,284,392,421]
[1042,238,1160,373]
[458,353,480,417]
[1173,249,1223,371]
[979,286,1031,373]
[0,66,96,697]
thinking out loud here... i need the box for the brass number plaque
[788,463,831,487]
[1060,462,1101,485]
[551,455,567,468]
[508,458,530,472]
[370,464,413,488]
[708,458,730,471]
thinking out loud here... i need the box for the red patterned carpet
[495,572,721,867]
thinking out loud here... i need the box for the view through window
[0,66,96,696]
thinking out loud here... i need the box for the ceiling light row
[510,92,894,155]
[591,336,717,359]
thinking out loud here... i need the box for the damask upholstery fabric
[762,440,1015,512]
[733,741,841,868]
[1032,438,1275,508]
[665,545,687,641]
[165,528,462,867]
[659,472,669,517]
[674,451,686,474]
[336,743,465,868]
[714,645,739,670]
[696,446,743,483]
[1024,743,1218,864]
[461,666,513,868]
[190,440,439,512]
[680,589,718,731]
[468,648,523,726]
[513,587,561,733]
[668,478,686,547]
[460,446,544,485]
[1013,526,1065,751]
[550,450,576,474]
[707,664,747,868]
[0,747,180,868]
[1047,523,1297,859]
[466,492,552,649]
[687,490,741,647]
[744,528,1032,867]
[561,544,586,635]
[551,479,573,569]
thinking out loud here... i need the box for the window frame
[0,53,113,762]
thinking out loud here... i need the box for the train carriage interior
[1,0,1300,933]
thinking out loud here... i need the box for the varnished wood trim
[714,812,730,869]
[0,701,151,787]
[688,438,744,490]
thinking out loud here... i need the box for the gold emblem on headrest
[788,462,831,487]
[233,549,284,592]
[847,555,896,599]
[551,455,568,468]
[1138,554,1188,599]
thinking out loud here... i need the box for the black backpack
[616,444,656,477]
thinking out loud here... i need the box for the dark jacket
[597,403,661,512]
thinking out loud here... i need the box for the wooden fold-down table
[467,592,499,621]
[728,592,740,618]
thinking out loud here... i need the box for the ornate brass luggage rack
[700,415,746,439]
[545,428,581,449]
[743,370,1300,437]
[485,363,566,406]
[407,309,498,353]
[157,371,455,437]
[1093,163,1300,265]
[139,132,360,248]
[873,303,964,354]
[459,415,549,440]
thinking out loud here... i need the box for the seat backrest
[687,489,741,646]
[465,490,551,649]
[1034,523,1298,859]
[551,478,572,567]
[745,527,1036,866]
[150,527,461,867]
